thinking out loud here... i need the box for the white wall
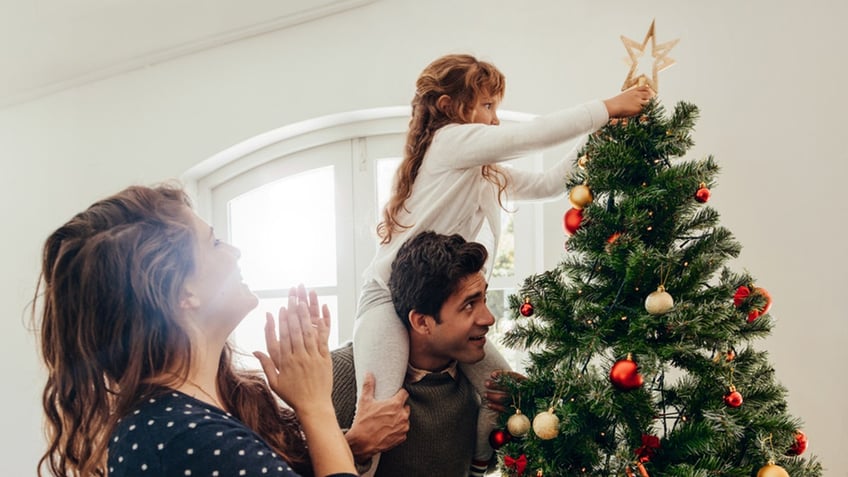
[3,0,845,474]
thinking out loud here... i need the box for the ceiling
[0,0,375,109]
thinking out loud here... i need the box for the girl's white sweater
[364,99,609,288]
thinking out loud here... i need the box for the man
[334,231,503,477]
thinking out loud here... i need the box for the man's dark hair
[388,231,488,328]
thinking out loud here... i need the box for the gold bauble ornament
[532,408,560,440]
[569,184,594,209]
[507,409,531,437]
[645,285,674,315]
[757,463,790,477]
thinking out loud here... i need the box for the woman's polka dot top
[107,390,354,477]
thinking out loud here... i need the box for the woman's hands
[255,285,356,476]
[603,85,655,118]
[254,284,332,416]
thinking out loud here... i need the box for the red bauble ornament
[489,428,512,449]
[563,208,583,236]
[610,355,644,391]
[695,183,711,203]
[519,297,534,317]
[724,385,743,408]
[786,430,808,456]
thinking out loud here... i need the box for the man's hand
[484,370,526,413]
[345,373,411,463]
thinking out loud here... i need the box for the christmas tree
[492,99,823,477]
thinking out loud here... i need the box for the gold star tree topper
[621,20,679,92]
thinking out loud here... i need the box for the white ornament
[532,408,560,440]
[645,285,674,315]
[507,410,531,437]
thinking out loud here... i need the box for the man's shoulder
[331,342,355,371]
[331,342,356,429]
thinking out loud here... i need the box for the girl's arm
[427,86,653,172]
[502,134,587,201]
[426,100,608,171]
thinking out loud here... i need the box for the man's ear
[436,94,452,114]
[408,310,433,335]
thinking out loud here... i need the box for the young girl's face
[468,92,500,126]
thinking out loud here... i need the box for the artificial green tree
[494,100,822,477]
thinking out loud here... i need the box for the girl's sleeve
[427,100,608,171]
[503,134,587,201]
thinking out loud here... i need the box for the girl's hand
[603,85,655,118]
[254,285,333,415]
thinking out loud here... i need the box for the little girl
[354,53,652,475]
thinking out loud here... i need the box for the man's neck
[408,339,450,372]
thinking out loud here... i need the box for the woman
[36,184,356,477]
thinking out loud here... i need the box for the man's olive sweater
[331,344,478,477]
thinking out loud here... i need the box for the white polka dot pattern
[105,391,356,477]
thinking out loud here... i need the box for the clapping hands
[254,284,333,415]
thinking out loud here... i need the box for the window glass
[487,288,526,373]
[376,157,401,214]
[226,165,341,365]
[229,166,337,290]
[492,207,515,278]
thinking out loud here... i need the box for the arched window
[184,108,547,369]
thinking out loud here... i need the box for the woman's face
[181,208,258,332]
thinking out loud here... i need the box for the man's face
[425,271,495,365]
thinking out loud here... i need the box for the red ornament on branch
[723,385,743,408]
[563,208,584,236]
[489,428,512,449]
[733,285,773,322]
[519,297,534,317]
[786,430,808,456]
[694,182,711,203]
[610,354,644,391]
[605,231,623,253]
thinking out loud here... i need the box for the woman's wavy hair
[35,184,310,477]
[377,53,509,244]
